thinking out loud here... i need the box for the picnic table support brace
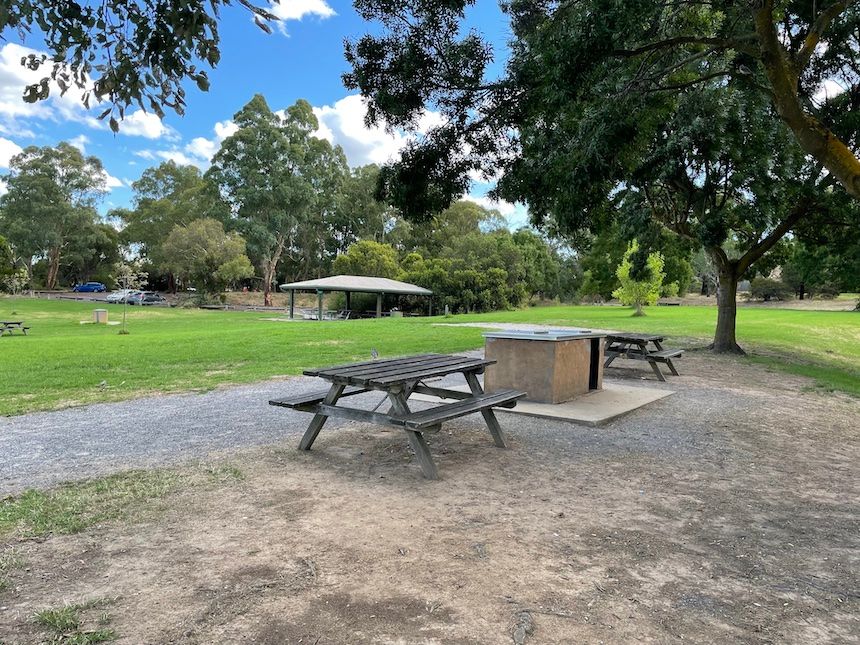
[464,372,507,448]
[298,383,345,450]
[389,390,438,480]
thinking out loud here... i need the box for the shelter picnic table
[0,321,29,336]
[604,332,683,382]
[269,353,526,479]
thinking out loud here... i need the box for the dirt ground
[1,354,858,644]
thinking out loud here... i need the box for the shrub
[750,277,792,301]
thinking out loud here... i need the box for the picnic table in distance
[269,353,526,479]
[0,321,29,336]
[603,332,683,382]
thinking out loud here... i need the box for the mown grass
[0,463,243,538]
[0,547,25,592]
[0,297,857,416]
[0,470,182,538]
[448,304,860,396]
[33,597,118,644]
[0,297,484,415]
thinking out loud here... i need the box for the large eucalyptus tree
[206,95,348,306]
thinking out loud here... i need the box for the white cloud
[268,0,336,34]
[0,43,101,131]
[136,118,237,169]
[214,119,238,140]
[100,170,124,189]
[67,134,89,153]
[0,136,23,168]
[116,110,176,139]
[312,94,443,167]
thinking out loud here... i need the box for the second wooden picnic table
[0,321,28,336]
[269,353,526,479]
[603,332,683,382]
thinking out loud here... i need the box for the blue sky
[0,1,529,227]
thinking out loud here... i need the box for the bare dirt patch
[1,354,858,643]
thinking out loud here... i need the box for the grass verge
[1,297,856,415]
[0,463,244,538]
[34,597,118,644]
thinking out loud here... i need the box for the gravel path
[1,365,701,496]
[0,376,400,494]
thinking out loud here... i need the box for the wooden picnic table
[603,332,683,382]
[269,353,526,479]
[0,321,28,336]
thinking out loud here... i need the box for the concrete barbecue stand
[483,329,606,404]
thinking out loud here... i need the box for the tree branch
[795,0,857,73]
[736,200,809,275]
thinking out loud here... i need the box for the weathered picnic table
[269,353,526,479]
[0,321,28,336]
[603,333,683,382]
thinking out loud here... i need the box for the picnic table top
[606,332,664,343]
[0,321,24,326]
[304,353,494,389]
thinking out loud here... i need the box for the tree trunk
[46,246,61,291]
[713,269,744,354]
[261,235,287,308]
[632,301,645,316]
[262,261,275,307]
[798,283,805,300]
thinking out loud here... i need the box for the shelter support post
[345,291,351,312]
[376,293,382,318]
[317,289,324,322]
[289,290,294,319]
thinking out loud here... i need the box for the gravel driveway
[0,376,396,494]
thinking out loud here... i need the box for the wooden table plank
[367,358,494,387]
[320,354,466,381]
[303,353,441,377]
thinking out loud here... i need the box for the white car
[106,289,140,304]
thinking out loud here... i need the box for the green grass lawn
[1,297,857,416]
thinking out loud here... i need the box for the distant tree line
[2,93,856,315]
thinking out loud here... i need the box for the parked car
[126,291,167,306]
[72,281,107,293]
[105,289,140,304]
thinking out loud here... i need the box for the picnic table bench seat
[392,388,526,430]
[269,385,368,410]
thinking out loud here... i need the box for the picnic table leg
[385,379,418,415]
[464,372,507,448]
[389,390,439,479]
[298,383,345,450]
[665,358,680,376]
[648,360,667,382]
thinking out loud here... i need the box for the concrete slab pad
[412,382,674,427]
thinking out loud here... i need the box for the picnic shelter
[278,274,433,319]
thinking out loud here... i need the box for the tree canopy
[0,142,107,289]
[1,0,278,127]
[206,95,349,305]
[347,0,860,350]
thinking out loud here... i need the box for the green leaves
[4,0,277,121]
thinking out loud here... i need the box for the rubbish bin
[93,309,108,324]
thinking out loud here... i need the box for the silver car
[105,289,140,303]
